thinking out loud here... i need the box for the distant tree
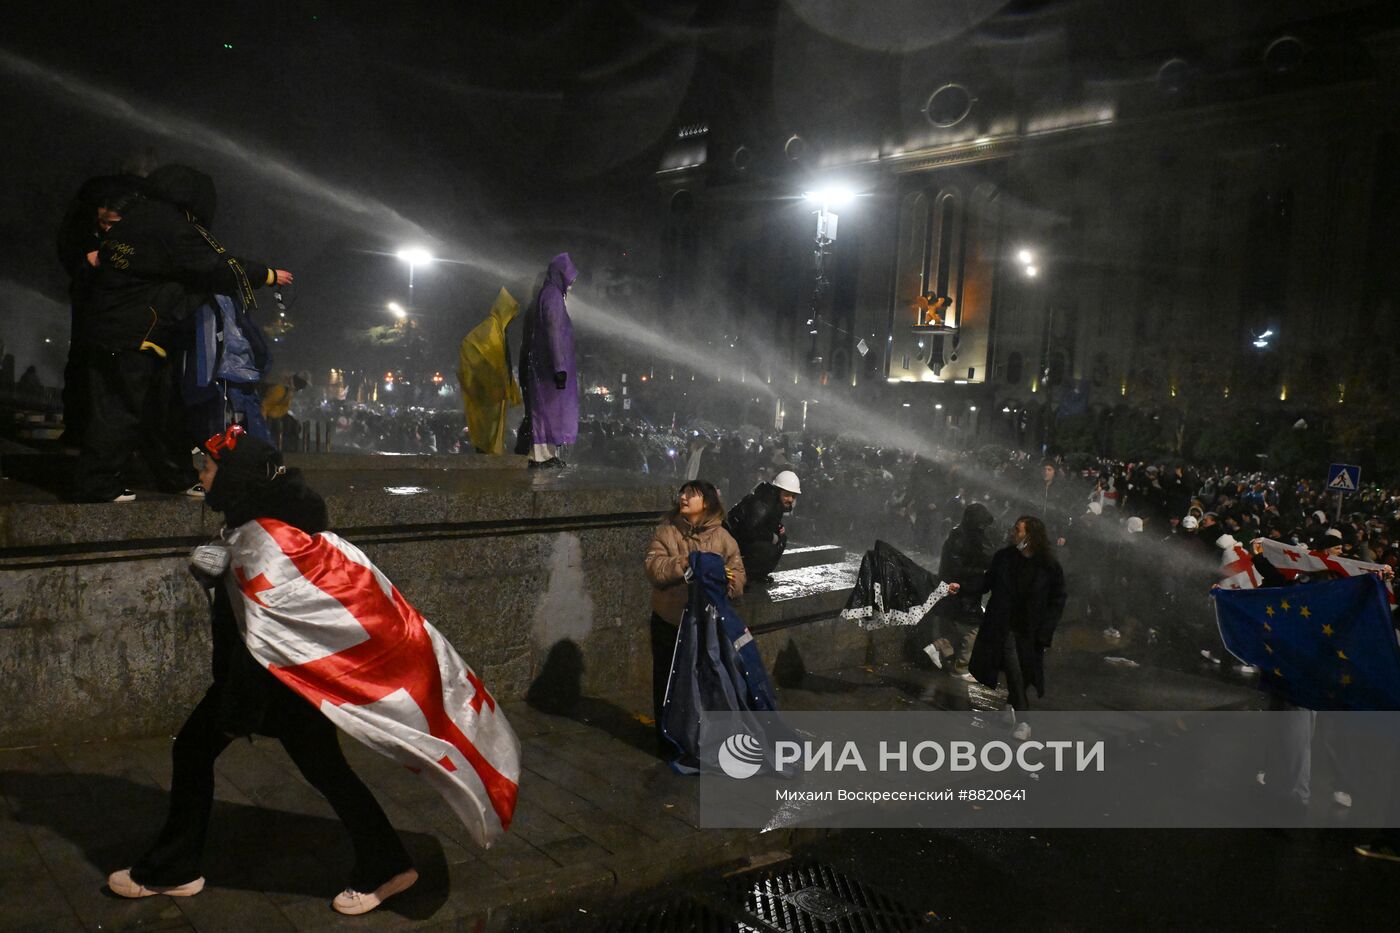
[1108,409,1168,459]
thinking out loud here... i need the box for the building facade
[649,2,1400,466]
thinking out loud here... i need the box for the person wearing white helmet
[725,470,801,581]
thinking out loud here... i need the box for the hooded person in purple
[519,252,579,467]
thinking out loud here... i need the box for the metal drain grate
[574,860,931,933]
[735,861,929,933]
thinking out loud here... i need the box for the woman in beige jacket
[644,480,746,739]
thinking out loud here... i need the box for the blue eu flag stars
[1214,574,1400,710]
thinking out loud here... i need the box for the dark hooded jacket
[204,434,329,735]
[727,482,788,558]
[934,502,998,622]
[86,165,275,352]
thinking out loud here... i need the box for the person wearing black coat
[55,172,156,447]
[968,515,1068,740]
[107,426,414,915]
[933,502,998,677]
[72,165,289,502]
[726,471,801,580]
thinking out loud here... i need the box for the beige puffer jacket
[644,514,746,625]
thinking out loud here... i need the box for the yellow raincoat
[457,287,523,454]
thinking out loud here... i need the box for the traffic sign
[1326,463,1361,494]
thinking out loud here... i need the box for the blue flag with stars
[1213,574,1400,710]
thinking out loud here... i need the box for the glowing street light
[395,247,434,295]
[1024,265,1039,277]
[387,301,407,320]
[1017,248,1035,265]
[803,185,856,209]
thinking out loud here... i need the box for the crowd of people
[574,416,1400,674]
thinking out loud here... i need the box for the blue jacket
[661,551,779,773]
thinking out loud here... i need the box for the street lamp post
[800,186,856,387]
[395,247,434,302]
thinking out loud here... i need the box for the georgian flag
[1220,536,1395,605]
[224,517,519,847]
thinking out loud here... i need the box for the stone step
[778,544,848,571]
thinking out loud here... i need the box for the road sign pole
[1337,491,1343,523]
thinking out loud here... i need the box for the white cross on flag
[1219,536,1395,604]
[225,518,520,848]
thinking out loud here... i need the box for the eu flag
[1214,574,1400,710]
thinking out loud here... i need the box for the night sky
[0,0,768,383]
[2,0,1382,386]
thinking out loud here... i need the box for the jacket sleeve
[721,529,746,598]
[644,525,688,587]
[729,495,773,545]
[165,220,273,294]
[538,287,567,376]
[1251,552,1290,588]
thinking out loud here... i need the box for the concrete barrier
[0,464,671,745]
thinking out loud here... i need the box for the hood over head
[148,164,217,226]
[961,502,994,529]
[489,286,520,324]
[546,252,579,291]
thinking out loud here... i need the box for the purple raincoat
[523,252,580,445]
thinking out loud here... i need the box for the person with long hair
[968,515,1068,741]
[643,480,746,742]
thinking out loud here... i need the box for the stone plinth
[0,463,671,744]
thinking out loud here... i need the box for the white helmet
[772,470,802,495]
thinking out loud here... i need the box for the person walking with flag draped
[109,425,519,915]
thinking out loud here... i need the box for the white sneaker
[922,643,944,669]
[183,484,205,499]
[955,672,977,683]
[1333,790,1353,808]
[1256,771,1267,786]
[1200,650,1221,664]
[1012,721,1032,741]
[108,868,204,898]
[332,868,418,916]
[112,490,136,503]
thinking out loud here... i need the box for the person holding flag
[108,425,519,915]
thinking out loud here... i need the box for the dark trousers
[72,348,195,500]
[650,614,679,747]
[132,687,412,892]
[1001,631,1029,712]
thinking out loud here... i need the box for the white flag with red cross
[1220,537,1395,604]
[224,517,520,847]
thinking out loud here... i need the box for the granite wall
[0,466,670,744]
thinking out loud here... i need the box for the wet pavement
[2,627,1346,933]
